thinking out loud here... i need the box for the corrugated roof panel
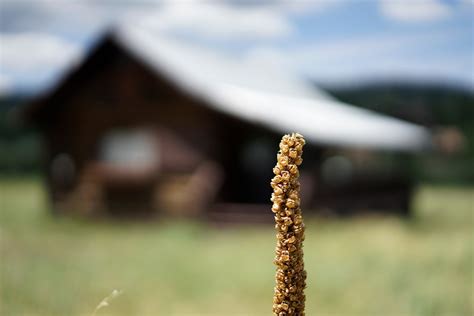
[114,25,432,151]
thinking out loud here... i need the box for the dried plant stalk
[271,133,306,316]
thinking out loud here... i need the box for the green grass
[1,177,473,316]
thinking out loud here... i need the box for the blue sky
[0,0,472,95]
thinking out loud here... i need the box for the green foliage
[0,95,41,174]
[328,83,474,184]
[1,178,472,316]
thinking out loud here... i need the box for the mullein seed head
[271,133,306,316]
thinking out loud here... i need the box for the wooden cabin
[22,26,432,221]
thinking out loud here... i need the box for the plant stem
[271,133,307,316]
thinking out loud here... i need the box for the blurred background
[1,1,473,315]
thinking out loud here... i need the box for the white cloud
[0,32,81,74]
[134,0,347,40]
[246,30,451,68]
[134,2,293,39]
[0,1,347,91]
[271,0,348,14]
[296,29,464,65]
[379,0,453,22]
[244,29,472,87]
[1,0,346,42]
[0,32,82,92]
[312,53,473,88]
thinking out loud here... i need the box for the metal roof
[112,25,432,152]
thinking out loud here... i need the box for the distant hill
[0,93,33,136]
[0,93,31,108]
[325,82,473,126]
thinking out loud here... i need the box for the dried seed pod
[288,164,298,175]
[271,133,307,316]
[278,155,289,167]
[280,171,291,182]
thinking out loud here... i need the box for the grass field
[0,177,473,316]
